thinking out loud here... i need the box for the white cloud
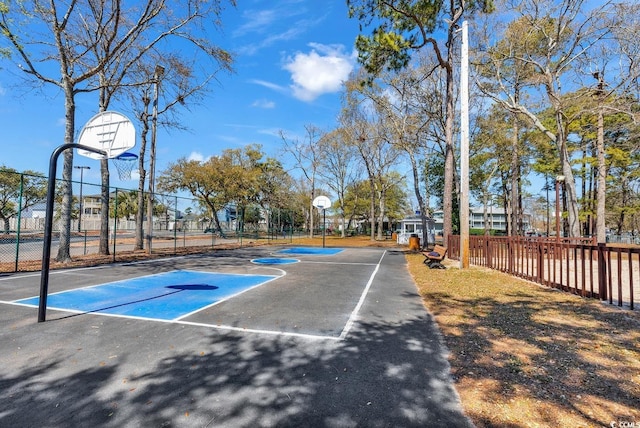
[234,2,307,37]
[250,79,287,93]
[251,99,276,109]
[233,2,317,55]
[258,127,284,137]
[234,9,279,37]
[238,27,307,56]
[283,43,356,102]
[187,151,205,162]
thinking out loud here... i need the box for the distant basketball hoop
[313,195,332,248]
[113,152,139,180]
[76,111,136,159]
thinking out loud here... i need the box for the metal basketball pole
[38,144,106,322]
[322,208,326,248]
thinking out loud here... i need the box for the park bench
[422,244,448,269]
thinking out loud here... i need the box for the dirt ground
[407,254,640,428]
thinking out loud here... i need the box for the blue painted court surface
[15,270,276,321]
[277,247,343,255]
[252,257,299,265]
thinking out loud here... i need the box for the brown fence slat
[448,235,637,311]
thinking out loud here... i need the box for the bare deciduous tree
[0,0,235,261]
[280,125,324,237]
[476,0,616,237]
[316,129,363,238]
[347,0,494,246]
[341,75,402,240]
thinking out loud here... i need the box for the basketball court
[0,245,473,427]
[2,246,384,340]
[1,113,472,426]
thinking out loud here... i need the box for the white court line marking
[0,300,39,307]
[0,301,339,341]
[174,270,285,321]
[0,253,278,287]
[0,254,194,281]
[2,249,386,341]
[11,269,281,303]
[177,320,341,341]
[339,250,386,340]
[0,264,107,281]
[299,261,377,266]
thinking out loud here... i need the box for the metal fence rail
[448,236,638,311]
[0,170,300,273]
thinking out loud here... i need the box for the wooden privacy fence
[447,236,638,311]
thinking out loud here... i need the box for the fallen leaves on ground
[407,253,640,428]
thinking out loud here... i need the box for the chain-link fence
[0,170,303,273]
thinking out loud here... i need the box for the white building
[431,206,531,235]
[396,215,436,246]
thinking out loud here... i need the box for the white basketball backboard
[76,111,136,159]
[313,195,331,210]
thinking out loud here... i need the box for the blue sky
[0,0,362,189]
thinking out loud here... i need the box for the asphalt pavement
[0,246,474,427]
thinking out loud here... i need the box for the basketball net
[113,152,138,180]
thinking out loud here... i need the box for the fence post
[537,242,544,283]
[173,195,178,256]
[14,173,25,272]
[597,243,607,300]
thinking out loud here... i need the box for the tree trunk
[549,90,580,237]
[558,135,581,237]
[135,178,146,250]
[587,159,595,237]
[212,206,224,234]
[510,120,519,236]
[517,173,524,234]
[408,149,429,247]
[369,178,376,241]
[443,63,455,247]
[377,188,386,241]
[55,85,75,263]
[505,192,512,235]
[501,178,510,234]
[97,91,111,255]
[483,193,490,236]
[99,158,110,254]
[309,177,315,238]
[135,111,150,251]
